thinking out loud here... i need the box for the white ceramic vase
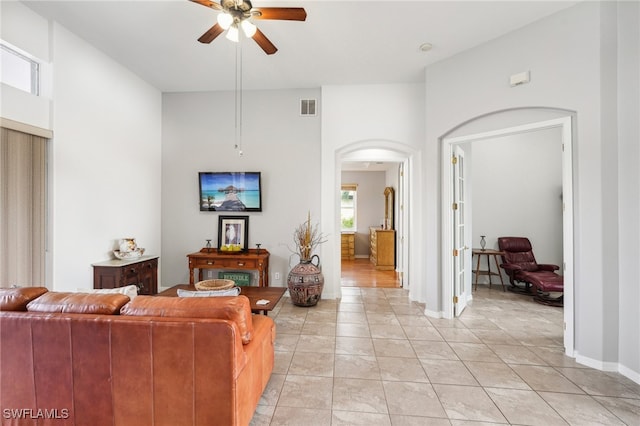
[119,238,137,253]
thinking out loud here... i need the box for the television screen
[199,172,262,212]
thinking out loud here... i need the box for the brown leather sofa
[0,287,275,426]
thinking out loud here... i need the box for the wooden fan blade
[254,7,307,21]
[198,23,224,44]
[252,28,277,55]
[189,0,223,11]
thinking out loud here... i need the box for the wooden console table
[187,248,270,287]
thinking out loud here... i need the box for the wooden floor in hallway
[340,258,401,288]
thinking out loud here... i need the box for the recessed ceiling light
[420,43,433,52]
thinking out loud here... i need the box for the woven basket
[195,279,235,291]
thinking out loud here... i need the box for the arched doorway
[321,139,422,302]
[440,110,575,355]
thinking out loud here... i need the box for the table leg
[492,254,505,292]
[189,267,194,285]
[474,254,481,291]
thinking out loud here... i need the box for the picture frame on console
[218,215,249,251]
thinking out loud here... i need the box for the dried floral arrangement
[292,212,327,261]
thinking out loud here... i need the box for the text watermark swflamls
[3,408,70,420]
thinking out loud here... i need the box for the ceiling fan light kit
[226,25,239,42]
[241,20,257,38]
[217,11,233,29]
[190,0,307,55]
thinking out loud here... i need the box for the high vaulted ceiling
[22,0,580,93]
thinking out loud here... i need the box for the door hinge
[453,249,459,257]
[452,202,458,210]
[452,156,458,165]
[453,296,459,304]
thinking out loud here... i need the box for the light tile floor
[250,286,640,425]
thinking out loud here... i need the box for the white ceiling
[22,0,581,93]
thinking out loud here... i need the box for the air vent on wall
[300,99,317,116]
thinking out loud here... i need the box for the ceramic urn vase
[287,254,324,307]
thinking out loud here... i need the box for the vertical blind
[0,127,47,286]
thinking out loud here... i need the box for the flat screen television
[199,172,262,212]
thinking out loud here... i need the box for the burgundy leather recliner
[497,237,564,307]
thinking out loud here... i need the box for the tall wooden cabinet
[369,228,395,270]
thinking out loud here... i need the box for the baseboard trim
[575,352,640,385]
[619,364,640,385]
[424,308,443,318]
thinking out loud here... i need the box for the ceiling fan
[190,0,307,55]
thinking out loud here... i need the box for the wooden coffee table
[157,284,287,315]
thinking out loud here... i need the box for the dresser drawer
[192,258,220,268]
[220,258,257,268]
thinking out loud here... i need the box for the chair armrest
[500,263,522,272]
[538,264,560,272]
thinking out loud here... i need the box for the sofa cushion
[26,292,130,314]
[77,284,138,300]
[0,287,49,311]
[121,295,254,344]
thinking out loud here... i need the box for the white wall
[424,1,639,379]
[1,2,163,291]
[616,0,640,381]
[341,170,386,256]
[161,89,321,289]
[470,128,563,284]
[51,24,162,291]
[321,84,425,300]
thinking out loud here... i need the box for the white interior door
[453,146,471,316]
[397,162,405,286]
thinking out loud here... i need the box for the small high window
[341,184,357,231]
[1,42,39,95]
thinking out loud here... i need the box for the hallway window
[341,184,357,231]
[1,42,39,95]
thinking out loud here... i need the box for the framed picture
[199,172,262,212]
[217,215,249,251]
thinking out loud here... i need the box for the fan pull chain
[234,40,244,157]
